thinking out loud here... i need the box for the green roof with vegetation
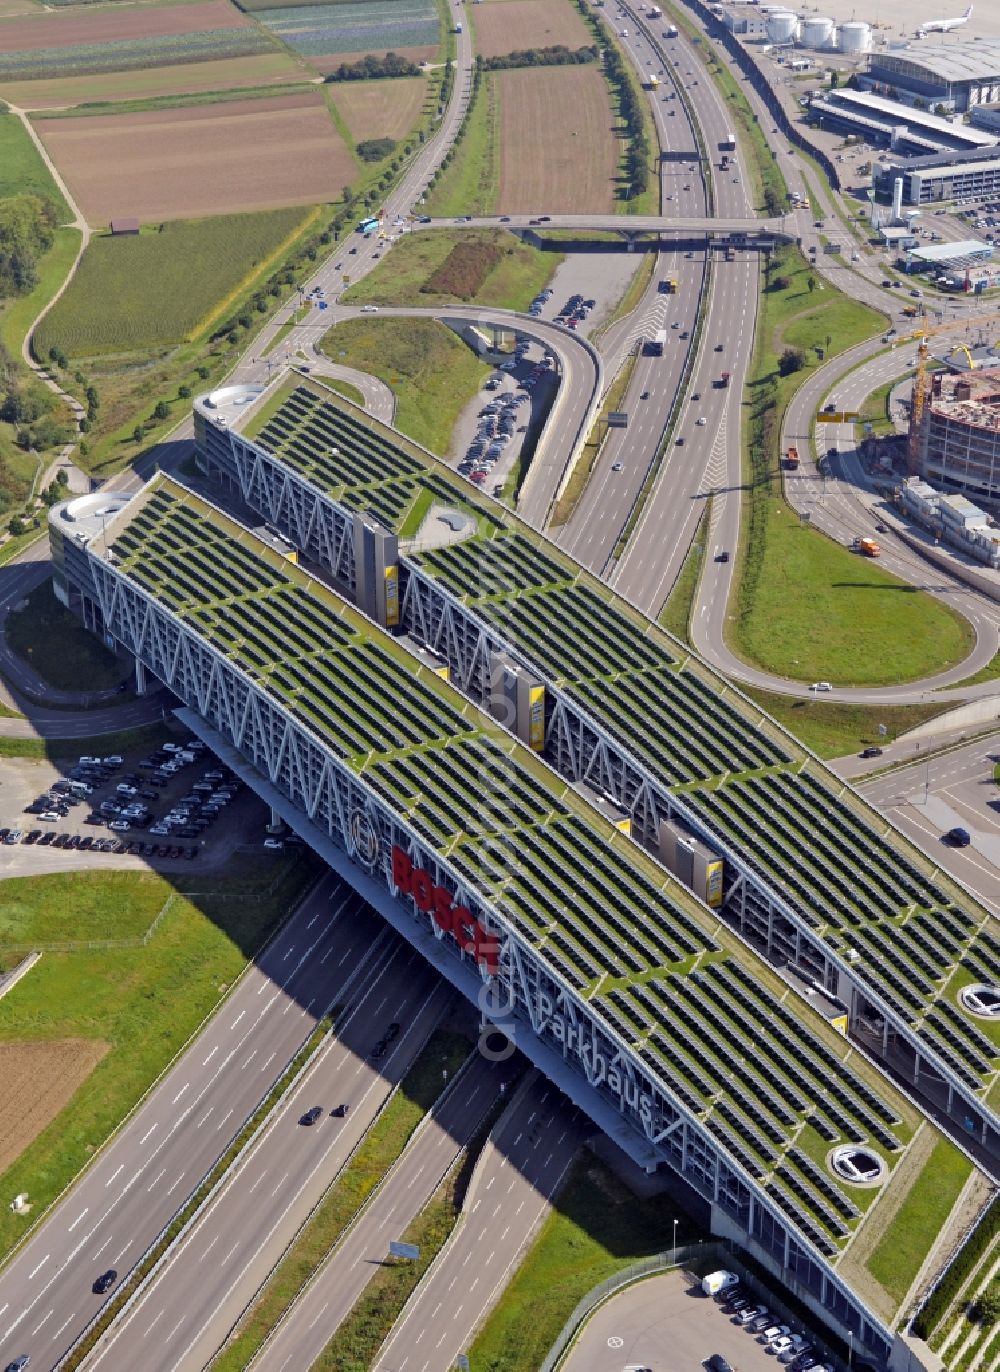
[104,473,936,1271]
[242,378,1000,1107]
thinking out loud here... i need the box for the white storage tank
[839,19,871,52]
[800,15,834,47]
[767,10,799,43]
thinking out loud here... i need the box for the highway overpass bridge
[410,212,795,247]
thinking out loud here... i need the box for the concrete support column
[135,658,147,695]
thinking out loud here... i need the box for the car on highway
[875,522,888,533]
[809,681,833,692]
[611,462,623,472]
[859,746,883,759]
[331,1103,350,1117]
[360,304,378,313]
[299,1107,324,1126]
[715,551,729,563]
[93,1269,118,1295]
[945,827,971,847]
[4,1357,29,1372]
[696,417,707,426]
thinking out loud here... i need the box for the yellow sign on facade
[384,565,400,627]
[528,684,545,751]
[705,859,724,908]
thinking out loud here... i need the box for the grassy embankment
[424,70,501,217]
[658,506,708,642]
[0,852,321,1263]
[551,351,638,524]
[0,720,175,761]
[468,1152,699,1372]
[211,1028,473,1371]
[6,579,130,692]
[867,1137,973,1304]
[319,316,489,455]
[733,245,974,688]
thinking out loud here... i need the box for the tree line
[324,51,422,83]
[476,43,598,71]
[0,193,58,301]
[601,38,651,199]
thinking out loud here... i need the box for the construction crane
[905,311,1000,475]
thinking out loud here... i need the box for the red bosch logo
[391,845,499,974]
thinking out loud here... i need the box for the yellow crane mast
[904,312,1000,476]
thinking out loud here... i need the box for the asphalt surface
[251,1048,524,1372]
[373,1076,585,1372]
[563,1268,798,1372]
[89,948,453,1372]
[859,735,1000,917]
[0,877,385,1372]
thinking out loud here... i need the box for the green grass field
[0,870,169,948]
[424,72,500,217]
[342,227,558,311]
[34,208,317,358]
[867,1138,972,1304]
[732,248,974,686]
[740,685,954,760]
[468,1152,698,1372]
[318,316,489,453]
[736,508,974,686]
[6,580,131,692]
[0,854,318,1263]
[0,111,71,221]
[0,226,81,360]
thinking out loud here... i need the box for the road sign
[608,412,628,428]
[816,412,860,424]
[389,1240,421,1261]
[878,724,887,737]
[455,1358,470,1370]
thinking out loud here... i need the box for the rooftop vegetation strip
[106,473,922,1253]
[244,383,1000,1103]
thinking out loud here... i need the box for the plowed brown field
[36,92,354,224]
[0,1039,109,1174]
[473,0,590,58]
[333,75,426,143]
[0,0,249,53]
[495,66,616,213]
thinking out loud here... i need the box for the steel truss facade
[58,516,892,1363]
[197,415,999,1168]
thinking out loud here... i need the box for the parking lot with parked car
[0,735,271,873]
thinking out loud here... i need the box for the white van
[702,1270,740,1298]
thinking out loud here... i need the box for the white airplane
[918,4,972,34]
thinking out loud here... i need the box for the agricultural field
[342,227,557,310]
[495,65,616,213]
[331,74,426,143]
[34,92,354,224]
[35,207,316,356]
[472,0,590,59]
[0,52,303,110]
[252,0,440,69]
[0,0,275,83]
[0,1040,110,1176]
[0,108,70,217]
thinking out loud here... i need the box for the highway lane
[251,1048,523,1372]
[556,14,714,574]
[89,950,453,1372]
[0,877,384,1372]
[373,1076,585,1372]
[859,736,1000,917]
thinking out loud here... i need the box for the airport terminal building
[864,40,1000,113]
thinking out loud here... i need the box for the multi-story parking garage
[49,375,1000,1369]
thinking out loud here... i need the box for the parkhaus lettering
[391,845,500,974]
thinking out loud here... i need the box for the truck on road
[664,22,678,35]
[854,537,881,557]
[716,371,731,388]
[646,72,660,89]
[720,131,737,151]
[646,328,667,356]
[785,445,800,469]
[647,3,662,15]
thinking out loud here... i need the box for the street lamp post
[672,1217,678,1263]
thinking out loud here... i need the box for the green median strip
[551,349,639,526]
[211,1028,473,1371]
[61,1012,339,1371]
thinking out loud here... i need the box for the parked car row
[527,286,552,317]
[556,293,594,330]
[713,1282,826,1370]
[0,826,198,859]
[459,387,528,488]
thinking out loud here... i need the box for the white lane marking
[146,1168,166,1194]
[68,1209,89,1233]
[201,1235,219,1263]
[139,1123,158,1146]
[166,1172,186,1196]
[202,1046,218,1067]
[28,1255,50,1279]
[105,1164,124,1187]
[171,1082,189,1105]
